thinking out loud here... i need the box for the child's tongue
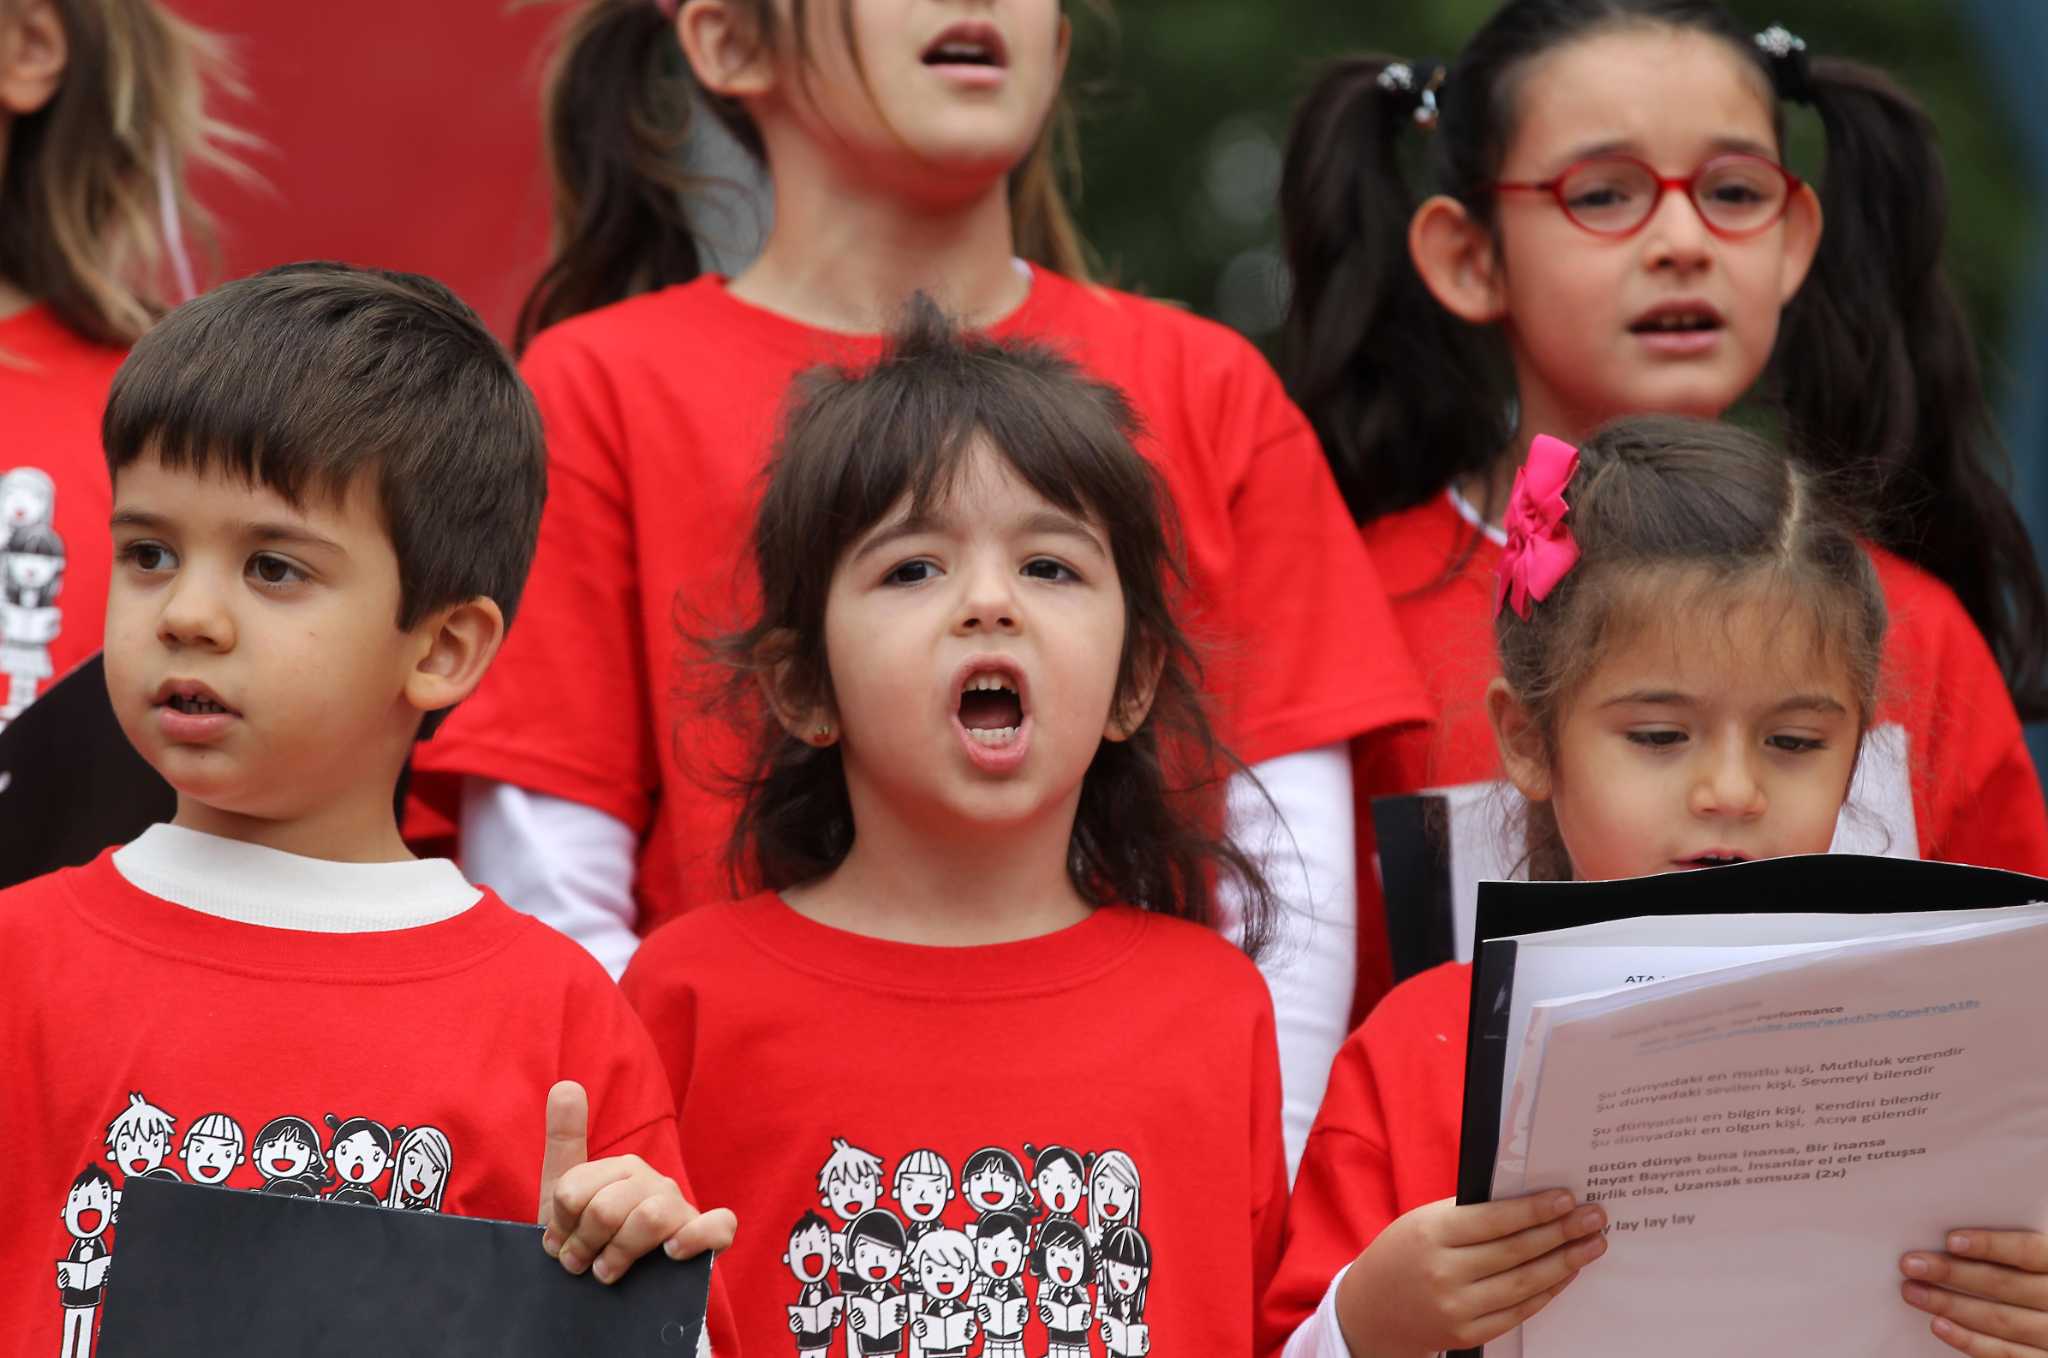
[959,690,1022,730]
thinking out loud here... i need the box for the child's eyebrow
[240,520,347,554]
[1016,509,1108,554]
[1547,134,1780,171]
[850,510,948,564]
[1770,693,1850,716]
[1600,688,1695,708]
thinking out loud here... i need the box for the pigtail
[1277,56,1509,525]
[517,0,708,351]
[0,0,248,347]
[1772,56,2048,718]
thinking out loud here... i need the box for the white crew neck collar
[112,824,480,933]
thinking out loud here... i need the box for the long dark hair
[518,0,1096,351]
[716,296,1275,956]
[1495,416,1888,879]
[1278,0,2048,717]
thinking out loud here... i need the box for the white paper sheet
[1502,912,2048,1358]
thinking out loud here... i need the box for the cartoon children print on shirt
[105,1094,179,1182]
[252,1115,336,1196]
[1086,1149,1141,1250]
[56,1165,115,1358]
[843,1208,910,1358]
[1031,1217,1097,1358]
[0,466,64,725]
[907,1229,978,1358]
[1097,1224,1153,1357]
[971,1211,1032,1358]
[386,1126,452,1211]
[178,1113,247,1186]
[1024,1144,1089,1245]
[324,1114,405,1205]
[960,1147,1031,1229]
[817,1139,885,1289]
[784,1211,843,1358]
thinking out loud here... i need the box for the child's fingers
[1947,1233,2048,1277]
[556,1173,661,1277]
[1446,1270,1582,1351]
[1436,1191,1579,1249]
[1463,1204,1608,1283]
[542,1158,637,1262]
[665,1206,738,1260]
[1905,1253,2048,1309]
[536,1081,590,1226]
[589,1192,696,1284]
[1468,1231,1609,1316]
[1902,1281,2048,1354]
[1921,1312,2048,1358]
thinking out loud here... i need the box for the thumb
[537,1080,589,1224]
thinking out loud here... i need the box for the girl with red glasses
[1276,0,2048,1022]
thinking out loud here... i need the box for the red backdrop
[174,0,561,341]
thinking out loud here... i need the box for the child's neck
[171,790,414,865]
[0,275,33,322]
[783,801,1092,948]
[729,138,1030,335]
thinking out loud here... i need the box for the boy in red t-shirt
[0,264,736,1358]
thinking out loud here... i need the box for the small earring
[811,724,834,747]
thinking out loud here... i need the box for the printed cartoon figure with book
[907,1229,978,1358]
[972,1211,1033,1358]
[56,1166,115,1358]
[844,1208,910,1357]
[784,1211,843,1358]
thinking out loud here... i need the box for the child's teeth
[968,727,1019,745]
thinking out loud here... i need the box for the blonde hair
[0,0,250,346]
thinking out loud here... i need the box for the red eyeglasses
[1492,153,1803,239]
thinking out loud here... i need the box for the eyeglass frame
[1491,152,1805,240]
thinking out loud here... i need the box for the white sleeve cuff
[1226,743,1359,1180]
[458,777,641,978]
[1284,1263,1359,1358]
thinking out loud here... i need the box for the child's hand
[1335,1190,1607,1358]
[1901,1230,2048,1355]
[536,1080,737,1284]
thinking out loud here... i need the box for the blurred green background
[1063,0,2040,389]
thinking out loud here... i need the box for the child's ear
[1103,642,1165,743]
[0,0,66,117]
[1486,678,1553,802]
[679,0,775,101]
[404,597,507,715]
[1410,194,1507,325]
[1777,182,1824,306]
[755,629,838,748]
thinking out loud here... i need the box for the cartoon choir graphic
[57,1166,115,1358]
[0,465,64,725]
[55,1091,454,1354]
[797,1141,1147,1358]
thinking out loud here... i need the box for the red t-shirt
[621,895,1291,1358]
[0,304,122,728]
[1263,961,1469,1345]
[0,850,737,1357]
[1348,493,2048,1021]
[411,270,1431,929]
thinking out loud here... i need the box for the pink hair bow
[1493,434,1581,619]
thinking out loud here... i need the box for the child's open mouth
[953,659,1032,772]
[1676,851,1750,869]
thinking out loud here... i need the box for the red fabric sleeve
[410,325,660,833]
[1208,361,1431,766]
[1873,552,2048,872]
[1262,1032,1400,1346]
[571,970,741,1358]
[1250,986,1295,1358]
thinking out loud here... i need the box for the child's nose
[953,561,1020,634]
[1690,744,1766,818]
[158,573,235,650]
[1642,186,1715,271]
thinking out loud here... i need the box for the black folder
[96,1177,713,1356]
[1449,853,2048,1358]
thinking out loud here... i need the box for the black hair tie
[1375,60,1447,130]
[1755,25,1815,106]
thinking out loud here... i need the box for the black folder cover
[1371,792,1459,982]
[1448,853,2048,1358]
[96,1178,713,1356]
